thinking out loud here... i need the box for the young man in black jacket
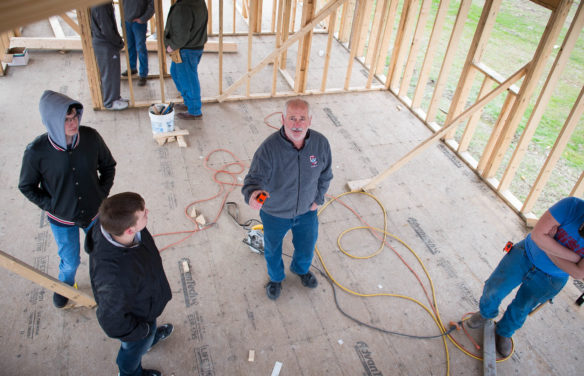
[19,90,116,308]
[86,192,173,376]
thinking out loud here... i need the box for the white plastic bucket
[149,104,175,134]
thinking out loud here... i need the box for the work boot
[141,369,161,376]
[266,281,281,300]
[122,68,137,77]
[138,76,147,86]
[176,112,202,120]
[53,292,68,308]
[174,103,188,111]
[466,312,486,329]
[496,333,513,357]
[298,271,318,288]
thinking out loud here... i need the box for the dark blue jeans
[125,21,148,77]
[170,49,203,116]
[117,321,158,376]
[479,240,568,337]
[260,209,319,282]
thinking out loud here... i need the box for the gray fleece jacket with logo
[242,127,333,219]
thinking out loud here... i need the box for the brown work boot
[174,103,188,111]
[176,112,202,120]
[466,312,486,329]
[495,333,513,357]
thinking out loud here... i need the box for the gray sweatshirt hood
[39,90,84,149]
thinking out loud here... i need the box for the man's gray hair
[283,98,311,118]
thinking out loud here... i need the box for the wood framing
[349,63,529,191]
[411,0,450,109]
[443,0,502,140]
[0,250,96,308]
[498,0,584,192]
[294,0,316,92]
[76,8,103,109]
[481,0,573,179]
[386,0,419,92]
[522,85,584,213]
[425,0,472,123]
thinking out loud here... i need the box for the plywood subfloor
[1,26,583,376]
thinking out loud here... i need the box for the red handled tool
[503,241,513,253]
[256,192,267,204]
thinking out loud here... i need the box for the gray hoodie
[39,90,83,149]
[122,0,154,23]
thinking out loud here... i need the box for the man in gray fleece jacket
[242,99,333,300]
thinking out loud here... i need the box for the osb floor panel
[1,23,583,376]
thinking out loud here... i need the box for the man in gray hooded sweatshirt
[19,90,117,308]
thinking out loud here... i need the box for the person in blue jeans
[86,192,173,376]
[242,99,333,300]
[121,0,154,86]
[19,90,116,308]
[164,0,208,120]
[467,197,584,357]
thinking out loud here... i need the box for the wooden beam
[355,0,373,58]
[522,84,584,214]
[366,0,389,88]
[217,0,345,102]
[76,8,103,109]
[338,0,354,43]
[0,0,108,34]
[0,249,96,308]
[207,0,213,35]
[444,0,502,140]
[353,63,528,192]
[9,37,237,52]
[426,0,472,123]
[294,0,316,93]
[247,0,254,96]
[154,0,166,103]
[398,0,432,98]
[364,0,383,66]
[411,0,450,110]
[483,320,497,376]
[570,171,584,198]
[499,0,584,192]
[530,0,561,11]
[386,0,419,92]
[374,0,398,75]
[279,0,292,69]
[49,16,66,38]
[271,0,278,32]
[457,76,495,152]
[321,7,337,92]
[482,0,573,178]
[59,12,81,35]
[344,0,366,90]
[477,92,516,174]
[272,0,284,95]
[219,0,224,94]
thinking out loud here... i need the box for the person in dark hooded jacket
[19,90,116,309]
[86,192,172,376]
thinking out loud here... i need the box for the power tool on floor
[243,224,264,254]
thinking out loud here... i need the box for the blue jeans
[50,220,95,286]
[260,210,319,282]
[479,240,568,337]
[117,321,158,376]
[125,21,148,77]
[170,49,203,116]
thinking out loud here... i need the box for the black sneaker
[138,76,147,86]
[266,281,282,300]
[53,292,68,308]
[298,271,318,288]
[142,369,161,376]
[155,324,174,343]
[122,69,137,77]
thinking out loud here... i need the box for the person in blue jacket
[242,99,333,300]
[467,197,584,357]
